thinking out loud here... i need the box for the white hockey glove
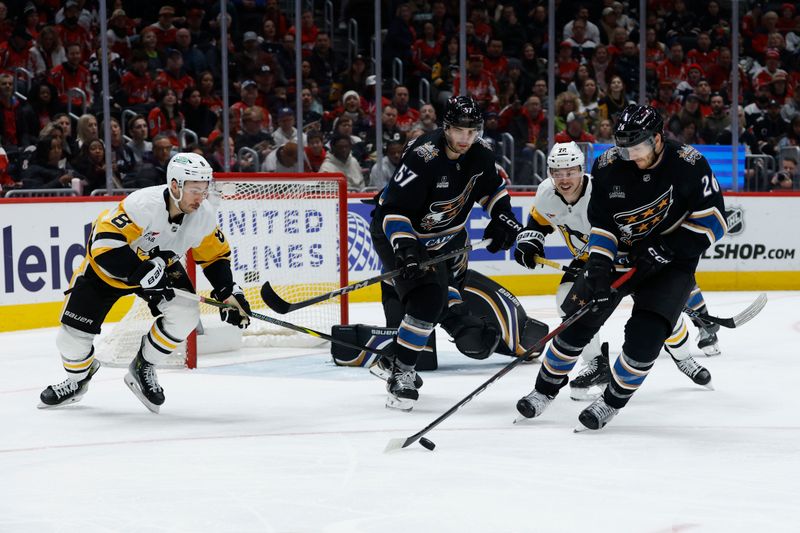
[211,284,252,329]
[514,230,546,269]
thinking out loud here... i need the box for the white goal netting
[95,174,347,368]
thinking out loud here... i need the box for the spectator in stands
[392,85,420,133]
[319,133,365,191]
[71,139,116,194]
[154,49,195,102]
[590,44,613,92]
[16,81,59,148]
[781,83,800,123]
[778,116,800,150]
[264,0,289,39]
[197,71,222,116]
[119,51,155,112]
[651,79,681,118]
[432,36,460,107]
[495,5,526,57]
[287,10,319,59]
[369,138,403,190]
[235,106,274,158]
[598,75,631,123]
[614,41,640,98]
[664,0,699,43]
[300,86,323,125]
[668,94,704,140]
[308,33,337,105]
[49,42,92,108]
[754,99,789,156]
[454,54,499,110]
[304,129,326,172]
[56,0,91,60]
[520,43,547,85]
[260,19,282,56]
[532,78,548,109]
[413,104,437,133]
[327,90,368,135]
[576,78,601,131]
[139,28,163,76]
[697,0,724,34]
[745,83,773,127]
[0,24,34,73]
[412,22,443,79]
[180,88,216,145]
[148,88,183,147]
[75,113,98,148]
[554,91,581,133]
[104,117,136,180]
[28,25,66,78]
[563,6,601,45]
[53,113,77,160]
[787,17,800,54]
[768,71,792,105]
[751,11,778,58]
[148,5,178,50]
[555,42,579,93]
[272,107,304,148]
[645,27,667,65]
[21,135,79,190]
[769,157,797,190]
[331,53,368,106]
[755,49,787,89]
[555,111,596,143]
[261,140,301,173]
[594,118,614,143]
[566,18,597,64]
[483,39,510,83]
[126,115,152,165]
[329,115,365,161]
[607,27,629,59]
[701,93,730,143]
[597,6,619,46]
[231,80,272,134]
[207,135,236,173]
[106,9,134,61]
[124,134,172,188]
[717,105,759,151]
[657,42,689,88]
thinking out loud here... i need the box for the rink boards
[1,192,798,331]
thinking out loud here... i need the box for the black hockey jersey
[588,140,727,266]
[375,129,511,251]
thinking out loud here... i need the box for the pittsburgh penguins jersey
[83,185,232,289]
[376,129,511,251]
[525,175,593,260]
[587,140,727,265]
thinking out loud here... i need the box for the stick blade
[384,436,416,453]
[732,293,767,328]
[260,282,293,314]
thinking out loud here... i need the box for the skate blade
[702,380,715,391]
[37,395,83,409]
[124,374,161,414]
[369,363,390,381]
[569,386,603,402]
[701,346,722,357]
[573,423,592,433]
[385,394,415,411]
[512,415,532,425]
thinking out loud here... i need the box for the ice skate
[671,354,713,389]
[575,396,619,432]
[514,390,555,422]
[569,343,610,401]
[38,360,101,409]
[124,351,165,413]
[369,354,423,388]
[697,325,721,357]
[386,361,419,411]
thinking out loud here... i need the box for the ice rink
[2,291,798,533]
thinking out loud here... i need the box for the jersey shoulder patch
[595,147,620,169]
[475,136,493,150]
[676,144,702,165]
[412,141,440,162]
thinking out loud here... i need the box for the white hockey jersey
[84,185,230,289]
[528,175,592,260]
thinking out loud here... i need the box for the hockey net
[94,173,348,368]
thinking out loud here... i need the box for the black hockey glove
[211,284,252,329]
[129,257,175,301]
[483,211,523,253]
[393,239,428,280]
[622,239,674,282]
[514,229,546,269]
[583,254,614,311]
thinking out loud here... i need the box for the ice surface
[1,292,798,532]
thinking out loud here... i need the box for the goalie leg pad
[440,304,500,360]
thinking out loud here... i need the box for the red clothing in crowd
[453,70,498,109]
[56,22,91,59]
[0,97,19,145]
[305,146,326,172]
[154,70,196,100]
[656,59,688,86]
[650,97,681,118]
[412,37,444,74]
[147,23,178,49]
[395,106,420,132]
[230,101,273,133]
[287,24,320,59]
[120,70,154,105]
[483,55,509,81]
[687,49,719,76]
[557,59,580,84]
[148,106,184,146]
[554,130,596,143]
[201,94,224,115]
[49,63,92,107]
[0,42,31,73]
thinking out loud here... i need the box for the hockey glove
[393,239,428,280]
[622,239,674,283]
[483,212,523,253]
[211,284,252,329]
[129,257,175,301]
[514,229,546,269]
[583,254,614,311]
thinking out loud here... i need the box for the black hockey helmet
[613,104,664,148]
[443,95,483,129]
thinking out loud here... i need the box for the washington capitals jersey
[526,175,593,260]
[376,129,511,251]
[587,140,727,265]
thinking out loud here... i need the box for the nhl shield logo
[725,206,744,236]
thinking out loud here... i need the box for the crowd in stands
[0,0,798,196]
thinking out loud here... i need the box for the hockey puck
[419,437,436,451]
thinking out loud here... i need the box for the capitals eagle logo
[613,186,673,245]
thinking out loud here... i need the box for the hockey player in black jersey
[515,104,727,430]
[370,95,523,410]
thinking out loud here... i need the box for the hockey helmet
[547,141,585,175]
[167,152,213,186]
[443,95,483,130]
[614,104,664,153]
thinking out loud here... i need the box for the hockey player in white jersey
[514,141,716,400]
[39,153,252,413]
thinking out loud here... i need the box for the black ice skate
[696,324,721,357]
[569,343,610,401]
[386,361,419,411]
[38,360,101,409]
[515,390,555,421]
[671,355,713,389]
[369,354,423,388]
[124,351,165,413]
[575,396,619,432]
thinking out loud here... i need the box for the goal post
[95,172,349,369]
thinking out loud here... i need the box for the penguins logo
[613,186,673,245]
[420,172,481,230]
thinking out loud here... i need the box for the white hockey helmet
[166,152,214,205]
[547,141,585,175]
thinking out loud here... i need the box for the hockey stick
[260,238,492,314]
[532,256,767,329]
[384,268,636,453]
[172,289,396,359]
